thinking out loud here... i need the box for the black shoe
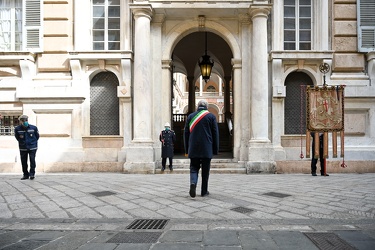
[321,173,329,176]
[21,176,29,180]
[161,167,165,172]
[169,166,173,171]
[201,191,209,197]
[30,176,35,180]
[312,173,317,176]
[189,184,196,198]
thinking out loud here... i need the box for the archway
[171,31,233,157]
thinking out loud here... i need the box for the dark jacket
[184,107,219,158]
[160,129,176,158]
[15,124,39,151]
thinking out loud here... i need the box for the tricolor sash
[189,110,209,132]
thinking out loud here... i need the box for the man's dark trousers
[190,158,211,195]
[311,136,324,174]
[20,149,37,177]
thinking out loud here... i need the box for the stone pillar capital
[231,58,242,69]
[239,14,251,24]
[130,4,153,20]
[249,5,271,19]
[162,59,172,69]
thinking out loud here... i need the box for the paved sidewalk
[0,173,374,249]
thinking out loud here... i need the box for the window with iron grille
[284,0,312,50]
[92,0,120,50]
[90,72,119,135]
[0,115,20,136]
[284,72,313,134]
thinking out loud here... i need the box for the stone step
[157,159,246,174]
[157,168,247,174]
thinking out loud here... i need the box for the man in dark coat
[184,100,219,198]
[159,122,176,171]
[14,115,40,180]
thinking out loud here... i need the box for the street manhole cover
[90,191,116,197]
[126,219,169,230]
[304,232,356,250]
[231,206,254,214]
[107,232,162,243]
[263,192,291,198]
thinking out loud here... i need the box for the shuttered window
[0,0,42,51]
[24,0,42,51]
[358,0,375,52]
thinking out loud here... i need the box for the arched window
[90,72,119,135]
[284,72,313,134]
[207,85,216,92]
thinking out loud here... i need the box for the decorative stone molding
[152,13,165,24]
[20,60,36,80]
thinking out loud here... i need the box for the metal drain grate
[263,192,291,198]
[90,191,116,197]
[231,206,254,214]
[107,232,162,243]
[304,232,356,250]
[126,219,169,230]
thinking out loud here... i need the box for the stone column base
[246,161,276,174]
[123,144,155,174]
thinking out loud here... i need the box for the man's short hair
[197,100,208,108]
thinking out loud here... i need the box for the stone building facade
[0,0,374,174]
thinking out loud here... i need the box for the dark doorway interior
[171,32,233,158]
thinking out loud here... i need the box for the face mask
[165,127,170,131]
[23,122,29,127]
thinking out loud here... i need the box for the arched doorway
[170,31,233,157]
[284,72,313,135]
[90,72,119,135]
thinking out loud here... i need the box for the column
[224,76,231,121]
[199,76,203,96]
[250,6,271,142]
[131,5,153,141]
[188,76,195,114]
[219,78,223,97]
[124,4,154,173]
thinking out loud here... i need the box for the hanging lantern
[199,32,214,82]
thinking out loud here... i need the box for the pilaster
[231,58,244,161]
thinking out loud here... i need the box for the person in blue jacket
[184,100,219,198]
[14,115,39,180]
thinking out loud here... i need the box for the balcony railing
[173,114,187,123]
